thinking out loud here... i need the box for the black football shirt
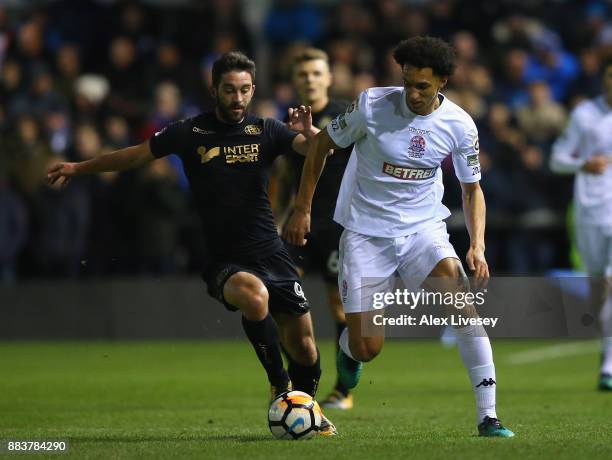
[284,100,353,228]
[149,112,298,261]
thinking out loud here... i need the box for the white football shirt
[550,96,612,226]
[328,87,481,238]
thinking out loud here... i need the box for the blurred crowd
[1,0,611,282]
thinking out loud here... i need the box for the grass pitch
[1,339,611,459]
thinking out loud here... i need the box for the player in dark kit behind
[270,48,354,409]
[46,51,337,436]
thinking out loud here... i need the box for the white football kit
[551,96,612,276]
[327,87,481,313]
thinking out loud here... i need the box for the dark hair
[293,47,329,68]
[211,51,256,88]
[393,36,456,77]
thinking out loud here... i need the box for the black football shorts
[204,247,310,316]
[285,223,343,283]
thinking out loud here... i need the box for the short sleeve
[327,91,368,148]
[149,120,188,158]
[265,118,298,157]
[452,119,481,183]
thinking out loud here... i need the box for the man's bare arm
[460,180,489,283]
[283,129,338,245]
[47,141,155,186]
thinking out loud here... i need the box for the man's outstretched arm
[47,141,155,187]
[283,128,338,245]
[461,180,489,284]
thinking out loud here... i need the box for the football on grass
[268,391,322,440]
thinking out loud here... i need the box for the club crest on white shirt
[408,135,426,158]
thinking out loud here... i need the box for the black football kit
[283,100,352,282]
[149,112,309,315]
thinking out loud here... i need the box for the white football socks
[600,292,612,375]
[339,327,359,361]
[455,324,497,423]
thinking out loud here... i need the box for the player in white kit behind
[550,57,612,391]
[284,36,514,437]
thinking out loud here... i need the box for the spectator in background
[567,48,603,105]
[8,114,53,196]
[523,30,580,102]
[26,155,89,278]
[103,115,132,150]
[0,60,24,118]
[493,48,530,109]
[105,36,144,122]
[265,0,323,51]
[54,43,81,103]
[0,177,28,283]
[516,81,567,146]
[128,158,187,275]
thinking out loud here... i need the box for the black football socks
[287,347,321,398]
[241,313,289,390]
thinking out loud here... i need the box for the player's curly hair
[393,36,456,77]
[211,51,256,88]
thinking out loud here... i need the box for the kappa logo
[192,126,215,135]
[197,146,221,163]
[244,124,262,135]
[342,279,348,301]
[474,137,480,152]
[476,378,496,388]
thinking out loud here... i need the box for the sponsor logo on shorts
[382,162,437,180]
[342,279,348,302]
[467,154,479,166]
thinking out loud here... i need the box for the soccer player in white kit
[284,36,514,437]
[550,57,612,391]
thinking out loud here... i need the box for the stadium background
[5,0,612,285]
[2,1,612,458]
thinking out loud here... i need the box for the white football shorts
[338,221,459,313]
[576,224,612,277]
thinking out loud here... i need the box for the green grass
[1,339,611,459]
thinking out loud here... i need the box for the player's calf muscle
[285,335,318,365]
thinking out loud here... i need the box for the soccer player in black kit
[47,51,337,436]
[271,48,354,409]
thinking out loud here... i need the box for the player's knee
[225,274,269,320]
[350,340,381,362]
[241,288,269,319]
